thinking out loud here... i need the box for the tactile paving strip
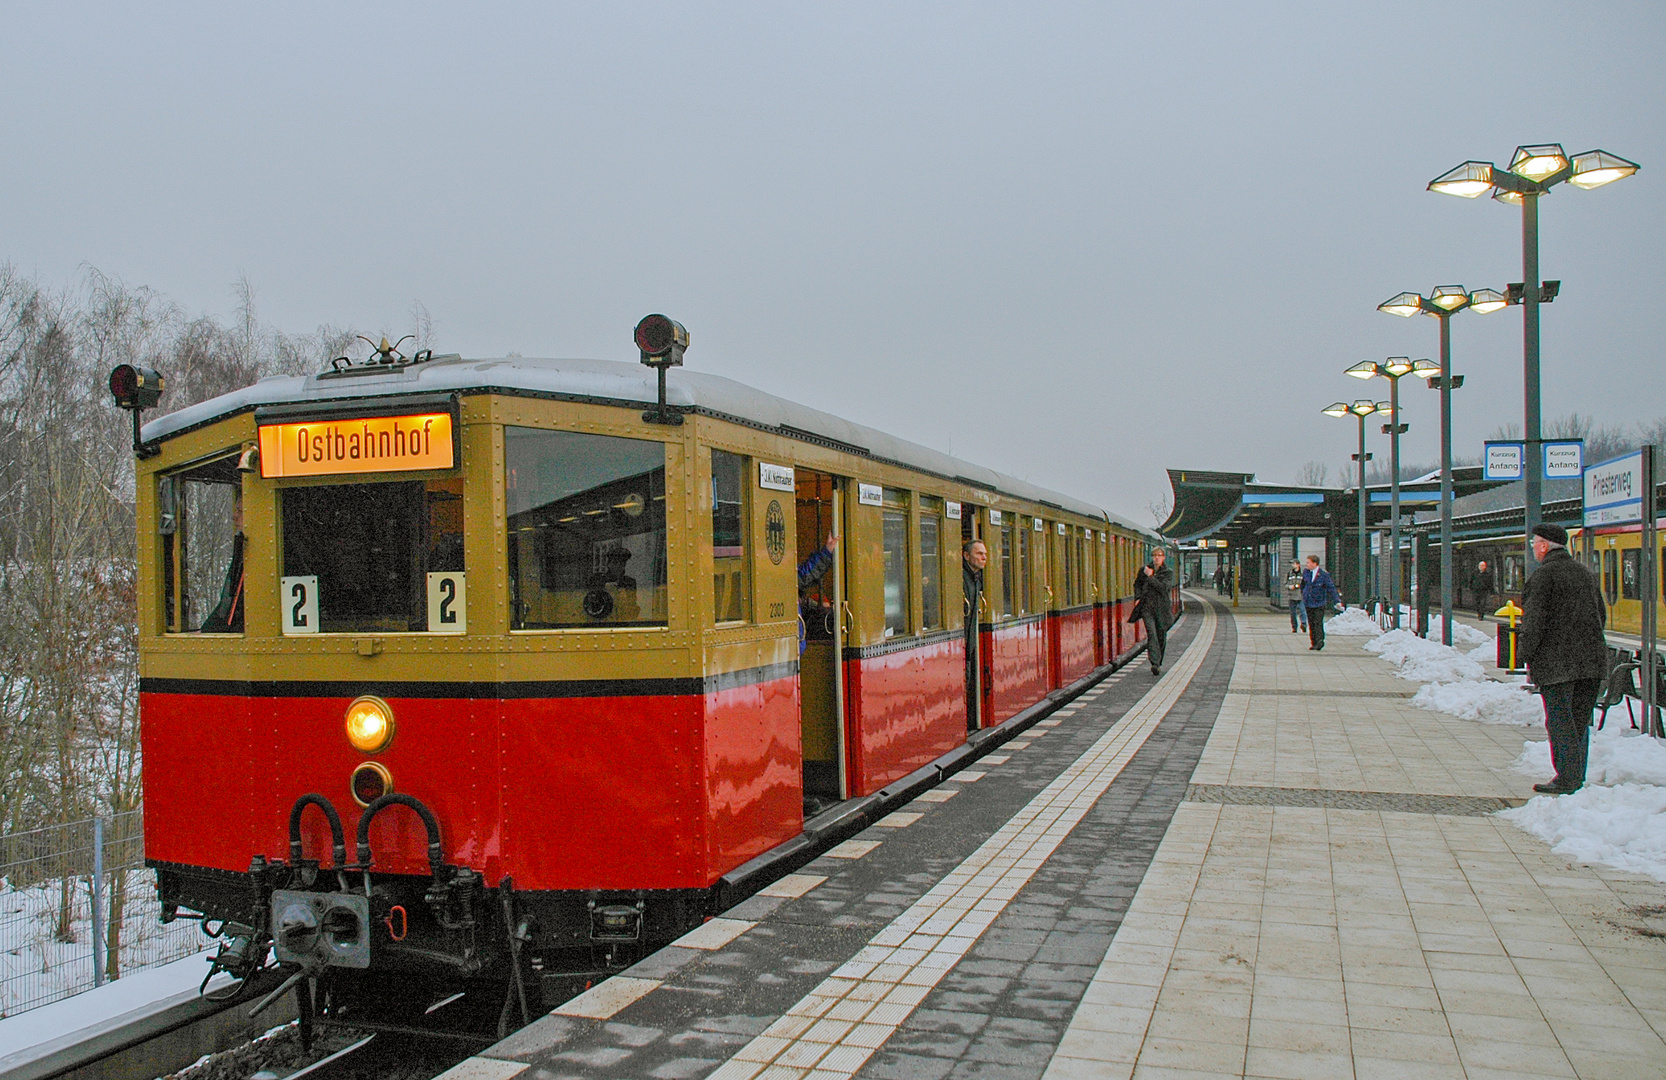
[701,602,1223,1080]
[1184,783,1525,815]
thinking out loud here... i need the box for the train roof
[143,353,1162,542]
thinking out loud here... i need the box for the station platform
[442,594,1666,1080]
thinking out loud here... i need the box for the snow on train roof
[143,354,1160,542]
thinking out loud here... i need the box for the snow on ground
[1412,678,1543,726]
[1364,629,1488,684]
[1326,607,1383,636]
[1500,781,1666,885]
[1350,617,1666,886]
[0,949,225,1062]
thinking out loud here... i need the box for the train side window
[1621,549,1640,601]
[281,478,463,633]
[999,518,1015,618]
[881,489,910,638]
[1017,521,1030,614]
[505,428,667,629]
[160,454,242,633]
[710,449,749,624]
[1061,528,1075,606]
[919,496,943,631]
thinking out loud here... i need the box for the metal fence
[0,810,211,1017]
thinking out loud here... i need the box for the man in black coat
[1471,560,1496,620]
[1133,548,1174,676]
[963,539,988,729]
[1518,523,1609,794]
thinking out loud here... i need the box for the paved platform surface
[443,596,1666,1080]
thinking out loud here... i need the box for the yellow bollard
[1494,600,1524,672]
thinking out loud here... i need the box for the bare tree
[1294,461,1329,487]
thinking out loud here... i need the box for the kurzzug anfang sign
[258,411,456,478]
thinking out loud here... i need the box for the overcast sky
[4,2,1661,523]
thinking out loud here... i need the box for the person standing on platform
[1284,560,1307,635]
[1133,548,1174,675]
[1301,554,1339,651]
[1471,560,1496,619]
[963,539,988,729]
[1518,523,1608,795]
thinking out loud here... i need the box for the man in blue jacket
[1301,555,1340,651]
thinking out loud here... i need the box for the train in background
[113,320,1178,1032]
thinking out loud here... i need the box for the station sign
[1543,440,1584,479]
[258,411,455,478]
[1483,441,1524,481]
[1584,451,1644,527]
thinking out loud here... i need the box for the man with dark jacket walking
[1133,548,1174,675]
[1518,523,1609,794]
[1301,555,1340,651]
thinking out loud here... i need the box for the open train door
[962,508,982,730]
[796,470,848,812]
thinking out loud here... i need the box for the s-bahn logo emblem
[766,501,786,565]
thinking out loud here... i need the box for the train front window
[506,428,668,629]
[281,479,463,633]
[159,455,242,633]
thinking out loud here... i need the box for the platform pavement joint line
[432,596,1223,1080]
[694,599,1220,1080]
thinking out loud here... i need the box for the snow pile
[1500,721,1666,883]
[1364,629,1488,684]
[1500,783,1666,884]
[1412,679,1542,726]
[1387,606,1492,647]
[1326,607,1384,636]
[1510,724,1666,788]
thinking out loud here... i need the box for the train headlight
[351,762,392,807]
[344,696,395,753]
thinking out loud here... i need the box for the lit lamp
[1347,359,1423,627]
[1429,144,1638,574]
[1323,399,1387,606]
[1378,286,1506,643]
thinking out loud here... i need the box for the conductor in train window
[583,547,639,621]
[199,490,245,634]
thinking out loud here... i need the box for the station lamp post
[1323,399,1389,607]
[1428,144,1639,576]
[1377,286,1508,644]
[1347,358,1438,627]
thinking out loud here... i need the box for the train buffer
[437,594,1666,1080]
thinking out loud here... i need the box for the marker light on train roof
[344,696,395,754]
[108,364,165,410]
[634,314,689,367]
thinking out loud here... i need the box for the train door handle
[1044,585,1055,607]
[841,600,854,636]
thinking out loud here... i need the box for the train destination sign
[258,411,456,478]
[1583,451,1644,527]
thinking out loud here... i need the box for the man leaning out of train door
[1518,523,1608,795]
[1132,549,1173,676]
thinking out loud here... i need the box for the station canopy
[1158,467,1509,547]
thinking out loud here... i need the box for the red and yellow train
[120,323,1177,1022]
